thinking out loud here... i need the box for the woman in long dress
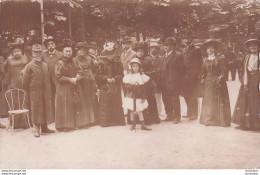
[73,42,96,123]
[200,39,231,127]
[232,37,260,131]
[2,39,29,128]
[55,42,94,131]
[95,49,125,127]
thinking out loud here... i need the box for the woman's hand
[75,73,83,81]
[70,78,77,84]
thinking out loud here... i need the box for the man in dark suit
[158,37,184,124]
[181,37,202,120]
[42,36,62,120]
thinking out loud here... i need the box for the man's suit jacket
[158,50,184,93]
[120,49,136,71]
[42,50,62,87]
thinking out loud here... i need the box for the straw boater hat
[201,38,221,50]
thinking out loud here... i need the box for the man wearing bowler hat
[42,36,62,119]
[158,37,184,124]
[23,43,55,137]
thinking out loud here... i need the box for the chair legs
[7,112,33,134]
[26,113,33,132]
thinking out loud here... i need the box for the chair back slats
[18,90,21,109]
[11,91,14,111]
[5,89,27,111]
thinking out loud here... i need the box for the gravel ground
[0,78,260,169]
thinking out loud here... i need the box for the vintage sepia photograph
[0,0,259,173]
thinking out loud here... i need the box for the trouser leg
[162,89,174,120]
[231,69,236,81]
[172,93,181,120]
[184,94,198,118]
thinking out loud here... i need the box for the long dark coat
[73,56,97,122]
[55,58,94,130]
[200,57,231,127]
[95,59,125,127]
[232,54,260,129]
[22,60,54,125]
[158,51,184,93]
[181,44,202,97]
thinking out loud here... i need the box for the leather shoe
[34,131,40,137]
[189,116,198,120]
[173,118,181,124]
[182,115,190,118]
[42,128,55,133]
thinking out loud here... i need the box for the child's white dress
[122,73,150,112]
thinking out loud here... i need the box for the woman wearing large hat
[2,38,29,129]
[232,36,260,131]
[200,39,231,127]
[133,41,160,124]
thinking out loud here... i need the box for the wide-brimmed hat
[164,37,176,45]
[129,57,142,65]
[244,36,260,47]
[43,36,55,46]
[133,42,148,51]
[201,38,221,50]
[86,42,97,49]
[9,38,24,50]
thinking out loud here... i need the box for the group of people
[0,34,259,137]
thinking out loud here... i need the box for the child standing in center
[123,58,151,131]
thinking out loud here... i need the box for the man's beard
[48,48,55,52]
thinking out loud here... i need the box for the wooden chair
[5,89,32,133]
